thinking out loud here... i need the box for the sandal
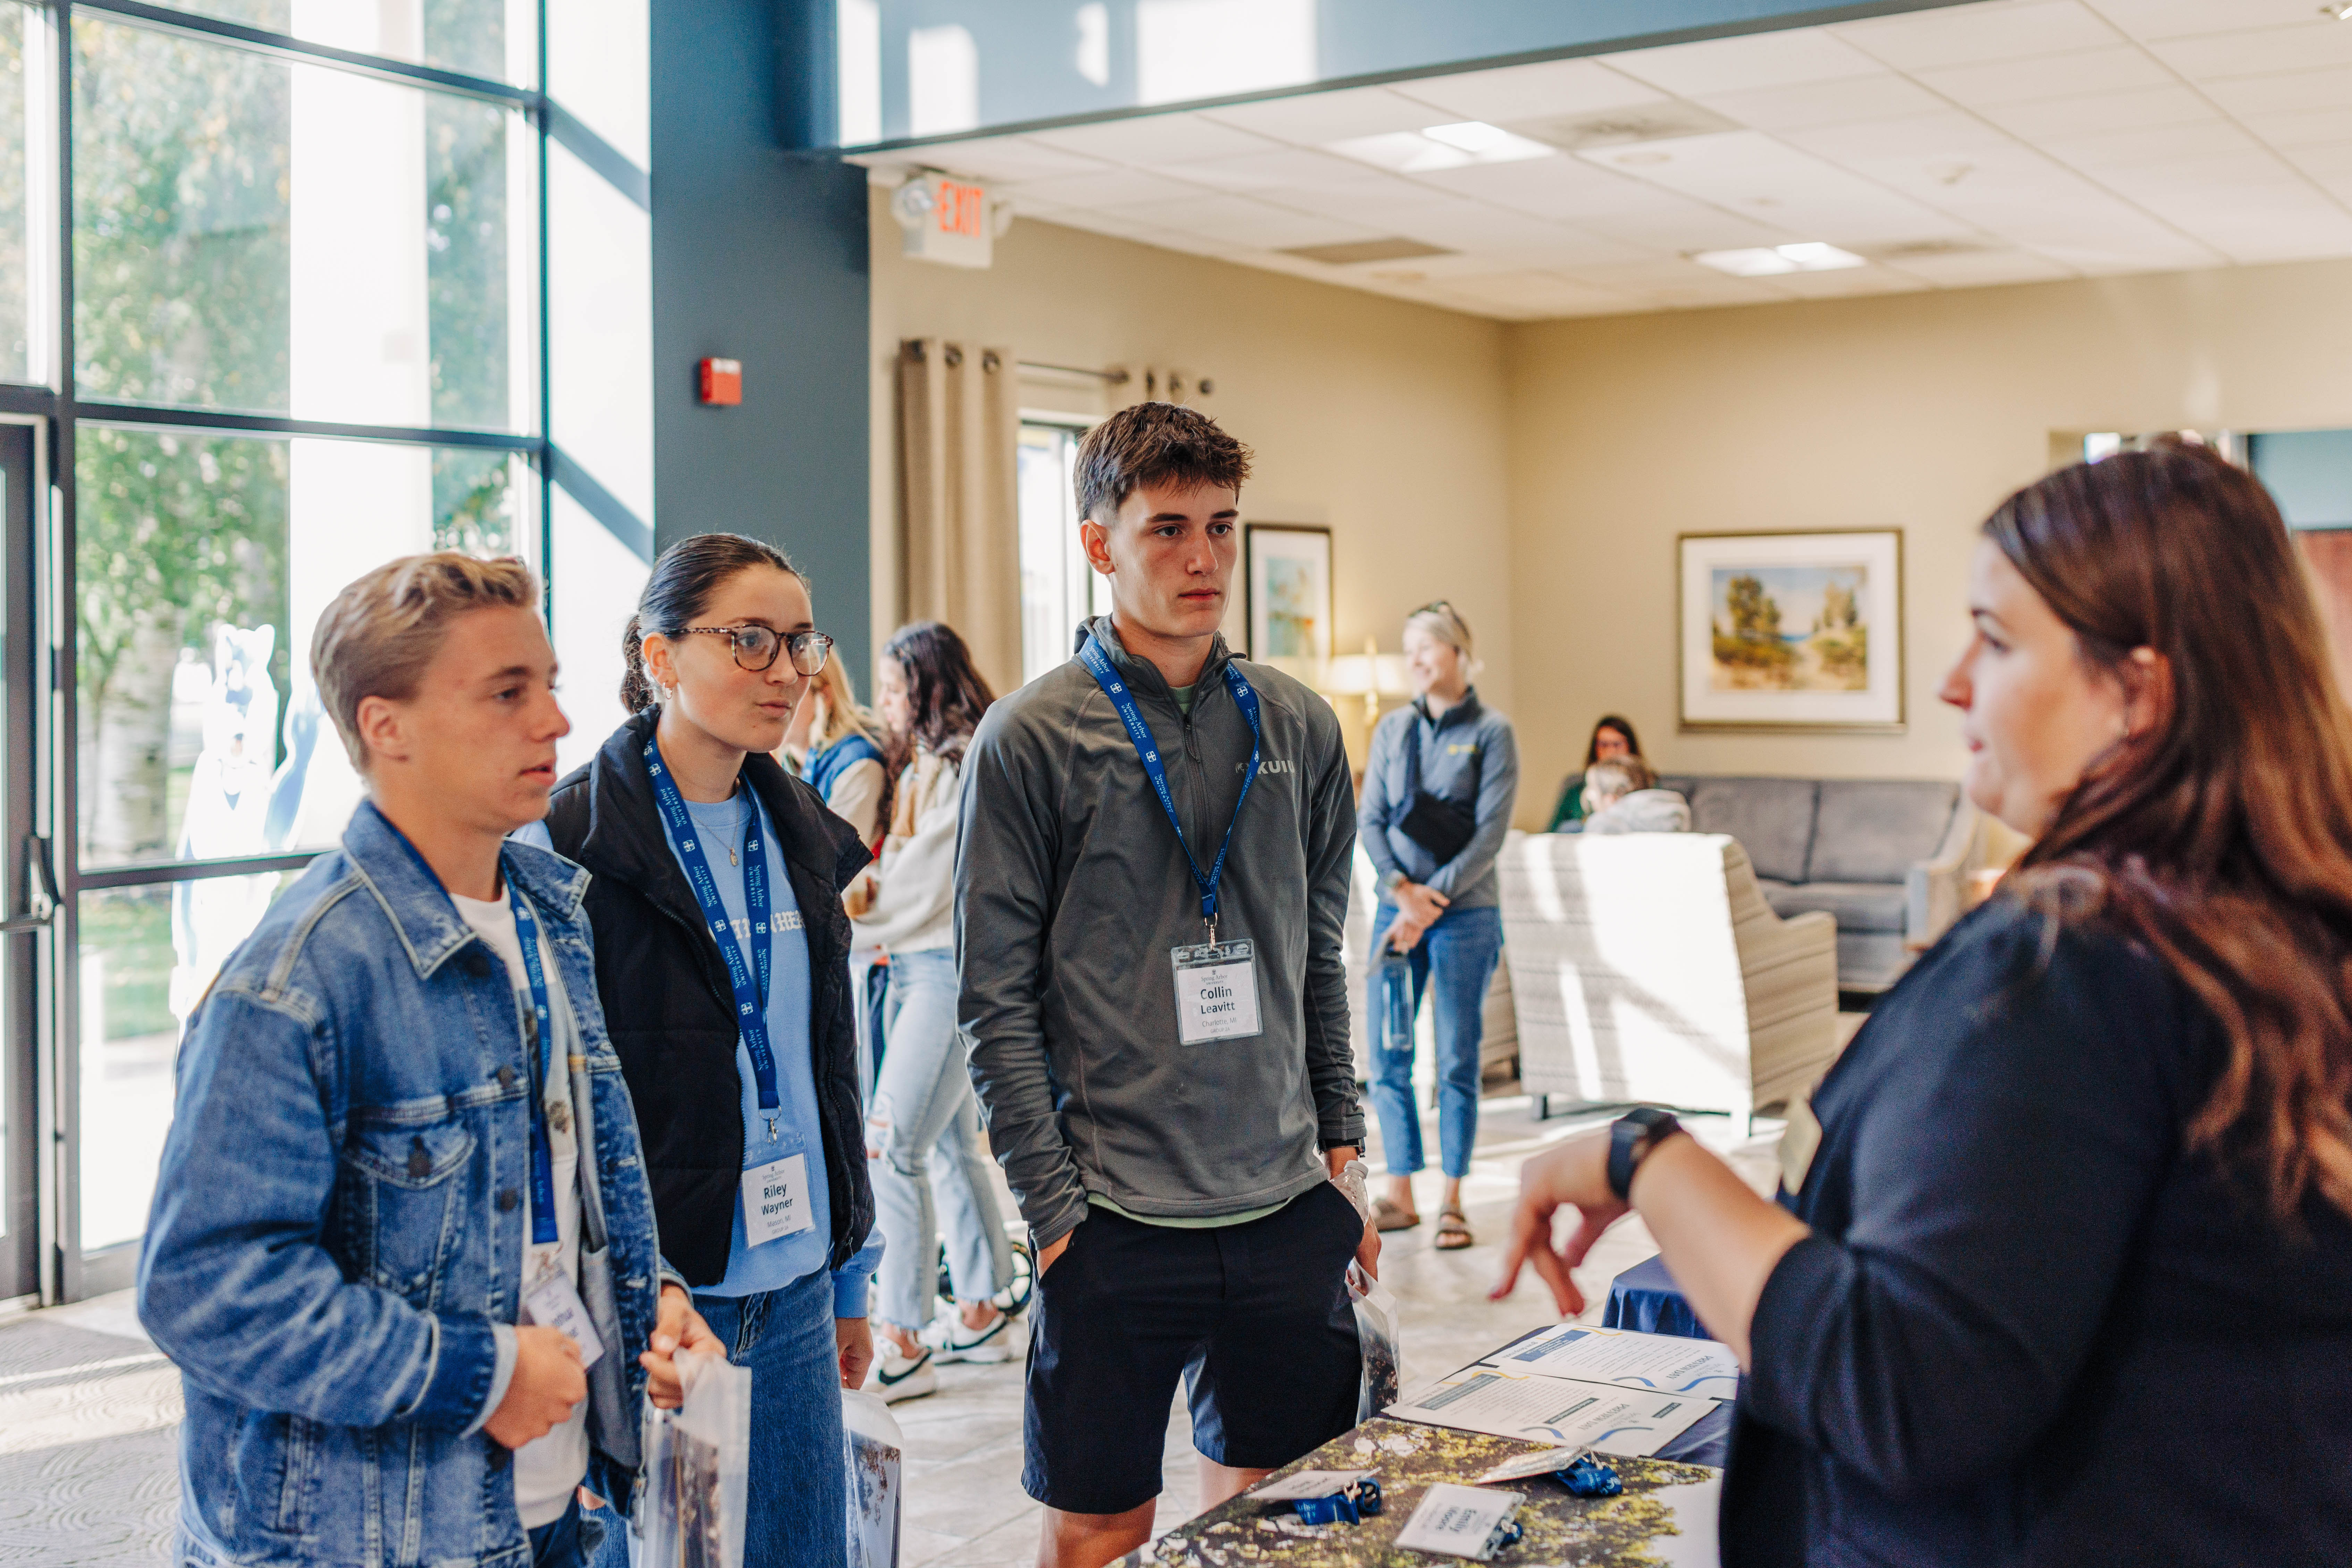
[1434,1208,1474,1250]
[1372,1196,1421,1232]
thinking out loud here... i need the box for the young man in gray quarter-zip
[956,402,1381,1568]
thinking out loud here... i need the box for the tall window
[3,0,655,1289]
[1016,418,1105,686]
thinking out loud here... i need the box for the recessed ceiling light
[1692,242,1868,277]
[1421,121,1510,153]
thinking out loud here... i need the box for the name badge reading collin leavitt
[1172,938,1262,1044]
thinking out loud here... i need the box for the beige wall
[1504,259,2352,826]
[869,188,1515,765]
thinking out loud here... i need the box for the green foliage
[1714,573,1793,671]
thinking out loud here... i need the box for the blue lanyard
[642,736,778,1110]
[1079,634,1262,936]
[505,878,562,1247]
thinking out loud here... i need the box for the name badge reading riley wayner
[1171,939,1262,1044]
[743,1152,817,1247]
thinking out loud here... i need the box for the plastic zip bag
[1349,1261,1406,1422]
[843,1386,905,1568]
[637,1347,752,1568]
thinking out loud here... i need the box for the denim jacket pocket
[338,1113,477,1305]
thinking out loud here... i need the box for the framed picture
[1678,529,1904,731]
[1244,524,1333,664]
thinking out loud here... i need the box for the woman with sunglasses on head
[855,621,1019,1402]
[1357,601,1519,1250]
[1497,443,2352,1566]
[521,533,881,1568]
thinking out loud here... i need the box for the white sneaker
[863,1343,937,1403]
[918,1308,1025,1365]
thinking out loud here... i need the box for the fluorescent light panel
[1692,241,1868,276]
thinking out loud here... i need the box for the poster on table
[1678,529,1904,732]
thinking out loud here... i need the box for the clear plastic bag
[842,1386,905,1568]
[638,1347,752,1568]
[1348,1261,1406,1422]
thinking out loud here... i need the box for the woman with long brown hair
[1497,441,2352,1566]
[854,621,1019,1402]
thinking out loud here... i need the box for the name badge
[743,1152,816,1247]
[1171,939,1262,1044]
[522,1262,605,1371]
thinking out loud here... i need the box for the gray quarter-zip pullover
[955,616,1362,1248]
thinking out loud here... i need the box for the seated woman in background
[1497,441,2352,1567]
[1578,757,1690,835]
[1545,714,1640,831]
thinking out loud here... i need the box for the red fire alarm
[698,357,742,406]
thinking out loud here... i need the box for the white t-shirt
[451,889,588,1531]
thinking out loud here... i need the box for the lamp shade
[1322,653,1410,698]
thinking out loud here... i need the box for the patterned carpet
[0,1316,180,1566]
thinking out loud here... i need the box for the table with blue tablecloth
[1604,1251,1705,1340]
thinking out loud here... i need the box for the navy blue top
[1727,895,2352,1567]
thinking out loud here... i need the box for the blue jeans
[697,1270,849,1568]
[1366,903,1504,1180]
[530,1500,605,1567]
[869,948,1011,1329]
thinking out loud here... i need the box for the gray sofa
[1652,775,1980,991]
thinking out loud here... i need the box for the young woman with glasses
[521,532,881,1568]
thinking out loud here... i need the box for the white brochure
[1387,1364,1715,1456]
[1392,1483,1524,1560]
[1485,1324,1742,1400]
[1248,1469,1377,1502]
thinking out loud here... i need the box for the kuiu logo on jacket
[1249,758,1296,775]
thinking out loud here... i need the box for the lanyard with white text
[505,879,561,1247]
[1079,634,1262,938]
[642,736,778,1110]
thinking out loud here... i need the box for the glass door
[0,416,42,1304]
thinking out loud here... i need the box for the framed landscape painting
[1245,524,1333,664]
[1678,529,1904,731]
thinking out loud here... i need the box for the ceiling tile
[1692,73,1947,132]
[1576,129,1978,244]
[1915,45,2177,107]
[2149,21,2352,79]
[1577,200,1802,255]
[1005,168,1220,207]
[2198,65,2352,118]
[1029,114,1282,165]
[1403,155,1669,219]
[1391,57,1667,123]
[2091,146,2311,199]
[2242,106,2352,151]
[1763,264,1930,299]
[894,136,1112,184]
[1153,147,1392,191]
[2284,143,2352,182]
[1600,28,1885,96]
[1878,245,2079,286]
[1972,83,2219,142]
[1430,270,1634,317]
[1249,179,1462,222]
[1103,194,1379,250]
[1837,1,2125,69]
[1551,257,1792,307]
[1198,86,1446,145]
[2042,117,2265,173]
[1781,111,2019,168]
[2086,0,2329,40]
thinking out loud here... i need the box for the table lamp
[1321,636,1410,760]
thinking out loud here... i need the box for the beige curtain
[897,338,1021,695]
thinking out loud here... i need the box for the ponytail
[619,612,659,713]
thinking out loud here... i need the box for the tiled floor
[0,1060,1820,1567]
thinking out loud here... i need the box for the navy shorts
[1022,1179,1366,1515]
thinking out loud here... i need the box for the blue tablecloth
[1604,1252,1705,1339]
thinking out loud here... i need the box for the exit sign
[893,171,1000,269]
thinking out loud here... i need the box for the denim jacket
[138,803,672,1568]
